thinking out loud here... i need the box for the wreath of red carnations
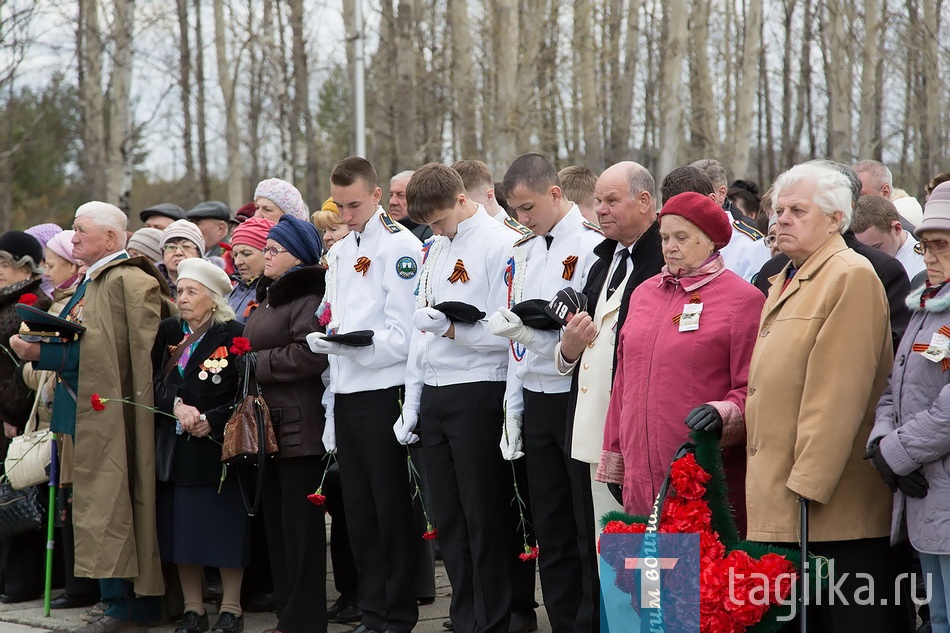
[599,437,800,633]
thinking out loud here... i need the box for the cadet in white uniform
[489,154,603,633]
[396,164,532,633]
[307,157,421,633]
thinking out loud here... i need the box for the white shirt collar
[85,250,128,281]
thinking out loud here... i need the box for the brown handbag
[222,353,278,514]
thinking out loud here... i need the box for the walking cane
[43,439,58,617]
[799,496,809,633]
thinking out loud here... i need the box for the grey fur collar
[907,283,950,313]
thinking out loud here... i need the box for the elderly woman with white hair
[253,178,309,223]
[152,258,248,633]
[744,163,908,631]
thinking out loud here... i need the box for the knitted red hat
[231,216,275,251]
[659,192,732,249]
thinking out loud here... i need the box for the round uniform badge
[396,256,418,279]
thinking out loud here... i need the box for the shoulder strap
[161,319,213,380]
[23,374,48,435]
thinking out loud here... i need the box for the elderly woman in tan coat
[744,162,908,631]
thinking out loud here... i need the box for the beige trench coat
[70,256,173,596]
[745,234,894,542]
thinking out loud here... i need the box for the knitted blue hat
[267,215,323,266]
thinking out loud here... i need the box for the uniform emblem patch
[396,256,418,279]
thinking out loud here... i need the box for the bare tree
[290,0,320,203]
[493,0,519,171]
[857,0,881,158]
[107,0,135,210]
[177,0,197,201]
[447,0,478,158]
[822,0,854,162]
[730,0,761,178]
[574,0,601,170]
[195,0,210,200]
[657,0,687,180]
[77,0,106,201]
[213,0,244,208]
[687,0,717,159]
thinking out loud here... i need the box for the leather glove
[607,483,623,506]
[413,307,451,336]
[393,408,420,445]
[897,469,929,498]
[322,415,337,453]
[236,351,258,375]
[684,404,723,435]
[306,331,370,359]
[500,411,524,461]
[489,308,535,347]
[866,440,898,492]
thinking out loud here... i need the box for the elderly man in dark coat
[11,201,174,633]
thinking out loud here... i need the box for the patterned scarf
[658,254,726,292]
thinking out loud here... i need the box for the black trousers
[324,462,359,605]
[508,456,538,618]
[771,537,912,632]
[336,387,419,633]
[262,455,328,633]
[522,389,588,633]
[567,456,598,633]
[421,382,512,633]
[410,444,437,601]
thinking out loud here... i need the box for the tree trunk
[77,0,106,201]
[368,0,394,170]
[493,0,519,172]
[914,0,942,196]
[447,0,478,158]
[687,0,717,159]
[823,0,853,162]
[574,0,601,169]
[514,0,545,154]
[857,0,881,158]
[177,0,196,201]
[195,0,211,200]
[730,0,761,179]
[106,0,134,210]
[780,0,796,168]
[213,0,244,209]
[607,0,643,164]
[656,0,687,181]
[393,0,418,169]
[289,0,320,205]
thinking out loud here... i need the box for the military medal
[199,371,209,381]
[198,346,231,381]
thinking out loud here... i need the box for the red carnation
[18,293,38,307]
[423,526,438,540]
[602,520,648,534]
[661,495,713,533]
[670,453,712,500]
[230,337,252,356]
[519,546,539,561]
[307,492,326,506]
[218,241,232,252]
[91,394,106,411]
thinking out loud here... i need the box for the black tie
[606,249,630,299]
[544,235,554,250]
[355,235,361,246]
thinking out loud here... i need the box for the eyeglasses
[918,238,950,255]
[163,242,199,254]
[262,246,289,257]
[765,235,778,247]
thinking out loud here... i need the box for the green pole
[43,439,58,617]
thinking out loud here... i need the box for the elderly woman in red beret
[596,192,765,534]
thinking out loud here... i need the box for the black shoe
[0,593,37,604]
[243,592,275,613]
[334,605,363,624]
[327,595,348,619]
[174,610,210,633]
[417,596,435,605]
[211,611,243,633]
[49,592,100,609]
[442,620,454,631]
[508,612,538,633]
[348,625,378,633]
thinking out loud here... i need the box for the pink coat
[597,258,764,530]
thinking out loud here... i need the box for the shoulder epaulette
[915,242,924,255]
[380,212,403,233]
[513,233,538,247]
[582,220,605,235]
[732,219,763,241]
[503,216,533,238]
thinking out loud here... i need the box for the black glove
[897,469,929,498]
[866,440,898,492]
[236,351,258,375]
[684,404,723,435]
[607,483,623,505]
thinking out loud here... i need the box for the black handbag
[0,481,44,541]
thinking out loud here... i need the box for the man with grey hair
[853,159,917,233]
[690,158,769,282]
[555,161,665,633]
[389,170,432,240]
[10,202,173,633]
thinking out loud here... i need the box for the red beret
[659,192,732,250]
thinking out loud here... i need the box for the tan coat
[745,234,894,542]
[72,257,173,596]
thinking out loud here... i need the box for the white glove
[322,415,337,452]
[393,408,420,445]
[306,331,369,359]
[413,307,451,336]
[500,412,524,461]
[489,308,535,347]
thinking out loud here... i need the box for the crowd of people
[0,156,948,633]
